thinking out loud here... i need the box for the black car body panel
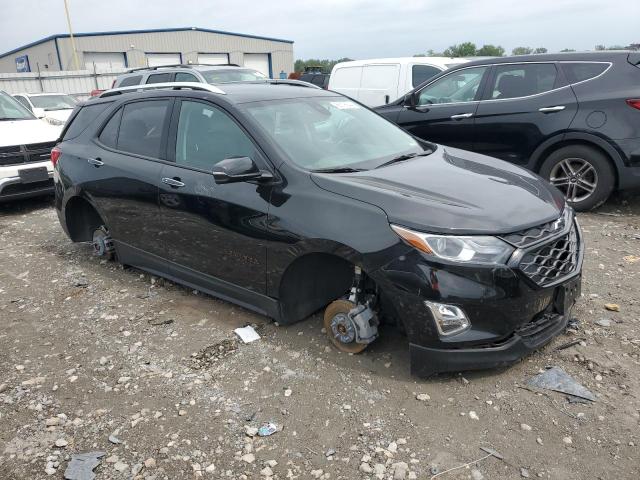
[54,84,583,377]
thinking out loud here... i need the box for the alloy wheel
[549,157,598,203]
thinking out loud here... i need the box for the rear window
[561,63,609,84]
[146,73,173,84]
[412,65,442,87]
[98,107,122,148]
[62,103,111,141]
[119,75,142,87]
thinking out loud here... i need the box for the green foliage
[293,58,353,73]
[443,42,477,57]
[560,48,576,52]
[534,47,548,54]
[476,44,505,56]
[512,47,533,55]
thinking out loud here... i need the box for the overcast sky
[1,0,636,59]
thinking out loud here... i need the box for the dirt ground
[0,194,639,480]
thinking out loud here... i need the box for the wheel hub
[330,312,356,344]
[549,157,598,203]
[92,228,114,257]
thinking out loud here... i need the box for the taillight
[51,146,61,167]
[89,89,104,97]
[626,99,640,110]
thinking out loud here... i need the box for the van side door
[358,64,400,107]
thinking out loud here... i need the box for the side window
[98,108,122,148]
[561,63,609,84]
[490,63,557,100]
[62,103,111,140]
[418,66,487,105]
[175,100,256,170]
[15,96,32,110]
[117,100,170,158]
[175,72,198,82]
[118,75,142,87]
[412,65,441,87]
[146,73,173,84]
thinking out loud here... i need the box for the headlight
[390,224,514,264]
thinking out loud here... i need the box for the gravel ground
[0,195,639,480]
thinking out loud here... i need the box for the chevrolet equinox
[53,81,583,377]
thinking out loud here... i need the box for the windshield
[201,68,267,84]
[30,94,77,110]
[0,91,35,120]
[243,97,424,171]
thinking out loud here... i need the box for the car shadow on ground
[0,196,54,217]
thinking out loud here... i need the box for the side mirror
[212,156,270,184]
[32,107,46,119]
[403,92,416,107]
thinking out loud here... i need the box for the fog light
[424,301,471,336]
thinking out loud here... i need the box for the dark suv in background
[376,51,640,210]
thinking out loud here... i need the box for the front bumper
[371,217,583,377]
[0,161,54,202]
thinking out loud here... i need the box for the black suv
[52,82,582,377]
[376,51,640,210]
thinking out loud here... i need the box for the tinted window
[418,66,487,105]
[561,63,609,84]
[146,73,173,84]
[117,100,170,158]
[175,72,198,82]
[412,65,441,87]
[175,100,256,170]
[62,103,111,140]
[490,63,557,99]
[119,75,142,87]
[98,108,122,148]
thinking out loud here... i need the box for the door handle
[162,177,185,188]
[87,158,104,167]
[450,113,474,120]
[539,105,566,113]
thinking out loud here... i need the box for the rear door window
[118,75,142,87]
[412,65,442,87]
[146,73,173,84]
[560,63,609,84]
[489,63,558,100]
[62,103,111,141]
[117,100,171,158]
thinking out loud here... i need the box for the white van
[328,57,469,107]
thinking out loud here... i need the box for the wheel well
[534,140,619,187]
[65,197,105,242]
[278,253,355,325]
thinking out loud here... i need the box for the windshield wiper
[0,117,27,121]
[375,151,431,169]
[312,167,365,173]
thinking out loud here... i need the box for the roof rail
[99,82,226,98]
[127,63,240,72]
[263,79,322,89]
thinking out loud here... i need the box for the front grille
[501,209,569,248]
[0,141,55,166]
[519,223,579,287]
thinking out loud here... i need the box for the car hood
[0,119,61,147]
[311,146,565,235]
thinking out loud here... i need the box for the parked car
[0,91,62,202]
[13,92,78,125]
[52,81,582,377]
[328,57,469,107]
[298,66,330,89]
[375,51,640,211]
[112,63,268,89]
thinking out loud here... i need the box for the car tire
[539,145,615,211]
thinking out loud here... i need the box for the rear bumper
[0,172,54,202]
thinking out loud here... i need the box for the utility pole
[63,0,81,71]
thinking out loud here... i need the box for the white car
[328,57,469,107]
[0,91,62,202]
[12,92,78,126]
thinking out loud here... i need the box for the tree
[534,47,548,54]
[443,42,477,57]
[293,58,353,74]
[595,44,606,51]
[560,48,576,52]
[512,47,533,55]
[476,44,505,56]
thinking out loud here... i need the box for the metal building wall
[0,40,61,73]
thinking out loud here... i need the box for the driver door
[395,66,490,151]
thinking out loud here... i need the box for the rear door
[88,99,172,264]
[158,98,272,294]
[473,62,578,165]
[393,66,490,150]
[358,64,400,107]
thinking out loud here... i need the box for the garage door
[146,53,182,68]
[84,52,126,71]
[243,53,270,78]
[198,53,229,65]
